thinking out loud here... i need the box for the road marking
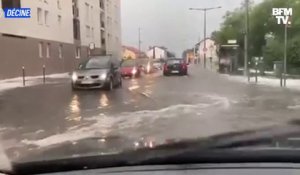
[128,85,139,91]
[141,92,151,98]
[288,105,300,109]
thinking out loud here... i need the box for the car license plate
[81,80,93,84]
[171,70,179,73]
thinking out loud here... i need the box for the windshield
[2,0,300,172]
[78,57,110,70]
[121,60,136,67]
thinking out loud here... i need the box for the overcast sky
[121,0,262,56]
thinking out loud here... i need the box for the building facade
[182,49,196,63]
[197,38,219,71]
[122,46,146,59]
[146,47,166,59]
[0,0,121,79]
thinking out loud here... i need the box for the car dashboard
[27,163,300,175]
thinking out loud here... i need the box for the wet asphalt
[1,65,300,161]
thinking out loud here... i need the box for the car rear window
[122,60,136,67]
[167,59,183,65]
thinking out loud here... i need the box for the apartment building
[0,0,121,79]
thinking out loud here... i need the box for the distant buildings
[182,38,219,70]
[196,38,218,64]
[182,49,196,63]
[0,0,122,79]
[122,46,146,59]
[146,46,175,60]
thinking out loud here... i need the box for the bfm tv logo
[0,8,31,18]
[272,8,292,25]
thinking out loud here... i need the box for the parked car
[71,56,122,91]
[120,59,142,78]
[163,58,188,76]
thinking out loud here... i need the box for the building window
[46,43,51,58]
[58,15,62,25]
[1,0,20,9]
[37,8,43,25]
[107,33,111,48]
[75,47,81,59]
[90,6,93,23]
[73,18,81,40]
[72,0,79,17]
[85,3,89,22]
[38,42,43,58]
[86,25,90,38]
[58,44,63,58]
[57,0,61,9]
[91,27,94,39]
[100,0,105,9]
[44,10,49,26]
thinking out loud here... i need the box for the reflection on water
[66,95,82,122]
[128,79,140,91]
[99,93,109,107]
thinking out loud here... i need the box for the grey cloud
[121,0,261,56]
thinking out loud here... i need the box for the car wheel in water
[71,84,77,91]
[106,78,113,91]
[118,77,122,88]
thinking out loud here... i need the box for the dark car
[163,58,188,76]
[120,59,142,78]
[71,56,122,91]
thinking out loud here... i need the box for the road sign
[227,40,237,44]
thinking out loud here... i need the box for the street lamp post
[189,6,221,69]
[245,0,250,81]
[283,17,290,87]
[138,27,141,58]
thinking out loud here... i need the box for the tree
[212,0,300,69]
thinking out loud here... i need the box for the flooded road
[1,65,300,161]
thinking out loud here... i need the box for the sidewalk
[223,73,300,91]
[0,73,69,93]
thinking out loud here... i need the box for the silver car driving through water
[71,56,122,91]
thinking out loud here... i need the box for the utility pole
[203,9,207,69]
[193,46,196,64]
[283,19,288,87]
[138,28,141,58]
[152,46,156,59]
[189,6,221,69]
[244,0,250,81]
